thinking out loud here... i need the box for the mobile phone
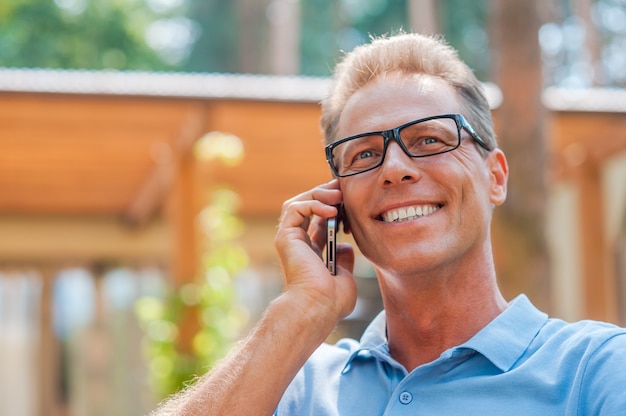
[326,216,338,275]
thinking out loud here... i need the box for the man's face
[335,73,508,277]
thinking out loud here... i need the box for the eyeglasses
[325,114,492,177]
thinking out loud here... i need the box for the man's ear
[488,149,508,206]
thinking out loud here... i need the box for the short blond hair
[321,33,496,150]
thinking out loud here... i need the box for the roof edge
[543,86,626,113]
[0,67,505,108]
[3,68,623,113]
[0,67,332,102]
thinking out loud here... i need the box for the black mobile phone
[326,216,338,275]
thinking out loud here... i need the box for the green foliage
[0,0,508,80]
[440,0,489,81]
[0,0,169,70]
[183,0,240,73]
[299,0,409,76]
[135,187,249,399]
[3,0,625,87]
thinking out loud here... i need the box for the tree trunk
[489,0,551,311]
[408,0,440,34]
[268,0,301,75]
[236,0,271,73]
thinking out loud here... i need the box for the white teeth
[381,204,440,223]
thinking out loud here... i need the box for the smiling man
[152,33,626,416]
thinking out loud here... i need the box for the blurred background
[0,0,625,414]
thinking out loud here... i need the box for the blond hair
[321,33,496,150]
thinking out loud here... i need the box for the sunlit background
[1,0,626,415]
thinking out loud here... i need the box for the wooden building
[0,68,625,415]
[544,87,626,324]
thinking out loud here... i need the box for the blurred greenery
[183,1,240,73]
[0,0,485,77]
[135,133,249,399]
[135,187,249,399]
[0,0,169,70]
[440,0,489,80]
[299,0,410,76]
[2,0,624,86]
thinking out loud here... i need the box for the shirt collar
[459,294,547,371]
[343,294,547,373]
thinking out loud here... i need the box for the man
[153,33,626,415]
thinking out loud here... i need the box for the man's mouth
[379,204,443,223]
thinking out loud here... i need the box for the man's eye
[356,150,374,160]
[423,136,441,145]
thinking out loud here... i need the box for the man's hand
[275,179,357,322]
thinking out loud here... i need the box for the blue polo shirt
[275,295,626,415]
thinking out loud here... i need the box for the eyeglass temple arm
[459,117,492,151]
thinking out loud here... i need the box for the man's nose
[378,141,421,184]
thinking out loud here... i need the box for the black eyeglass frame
[325,113,492,178]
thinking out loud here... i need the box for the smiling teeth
[382,204,440,223]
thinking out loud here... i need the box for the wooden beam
[165,132,206,356]
[38,267,62,416]
[122,142,174,227]
[0,93,192,128]
[576,160,619,321]
[123,105,206,227]
[589,134,626,164]
[0,215,169,264]
[157,103,207,287]
[550,113,626,180]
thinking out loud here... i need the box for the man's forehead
[335,75,460,138]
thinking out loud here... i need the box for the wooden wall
[0,91,625,323]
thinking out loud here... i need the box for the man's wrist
[268,290,340,347]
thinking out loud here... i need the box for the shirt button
[399,391,413,405]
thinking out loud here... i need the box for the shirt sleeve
[577,333,626,414]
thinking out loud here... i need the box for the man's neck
[376,265,508,372]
